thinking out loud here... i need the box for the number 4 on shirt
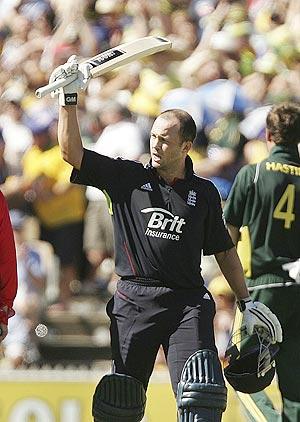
[273,184,296,229]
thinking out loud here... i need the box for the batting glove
[237,297,283,344]
[282,259,300,283]
[49,55,91,106]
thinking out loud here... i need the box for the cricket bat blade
[35,36,172,98]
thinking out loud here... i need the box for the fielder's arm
[58,106,84,170]
[215,247,249,300]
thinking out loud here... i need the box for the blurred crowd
[0,0,299,367]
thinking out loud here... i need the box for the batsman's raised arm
[58,105,84,170]
[48,54,92,169]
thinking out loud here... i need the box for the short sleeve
[203,182,234,255]
[223,164,255,228]
[71,148,141,197]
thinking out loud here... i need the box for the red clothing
[0,191,17,324]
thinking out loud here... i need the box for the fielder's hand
[49,55,91,106]
[238,297,283,344]
[282,259,300,283]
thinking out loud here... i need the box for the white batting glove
[49,55,91,106]
[237,297,283,344]
[282,259,300,283]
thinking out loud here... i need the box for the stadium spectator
[0,191,17,344]
[0,99,33,176]
[21,120,87,309]
[1,209,46,368]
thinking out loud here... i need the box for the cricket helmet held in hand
[223,326,279,393]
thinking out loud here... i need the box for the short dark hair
[266,102,300,145]
[159,109,197,143]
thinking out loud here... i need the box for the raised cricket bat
[35,36,172,98]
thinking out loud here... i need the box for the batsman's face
[150,116,189,171]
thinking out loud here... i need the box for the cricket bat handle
[35,74,78,98]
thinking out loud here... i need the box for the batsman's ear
[182,140,192,153]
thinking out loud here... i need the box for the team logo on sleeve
[141,207,186,241]
[187,190,197,206]
[140,183,153,191]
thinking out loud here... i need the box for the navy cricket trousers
[106,279,217,394]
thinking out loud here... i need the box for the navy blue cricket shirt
[71,149,233,288]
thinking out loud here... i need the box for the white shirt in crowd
[86,120,144,202]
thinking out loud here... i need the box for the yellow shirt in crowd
[22,145,86,228]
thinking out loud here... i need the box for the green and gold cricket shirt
[71,149,233,289]
[224,144,300,289]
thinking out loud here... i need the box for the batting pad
[92,373,146,422]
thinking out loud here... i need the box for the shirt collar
[268,144,300,162]
[145,155,194,183]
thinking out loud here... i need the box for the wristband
[236,297,252,312]
[64,93,77,105]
